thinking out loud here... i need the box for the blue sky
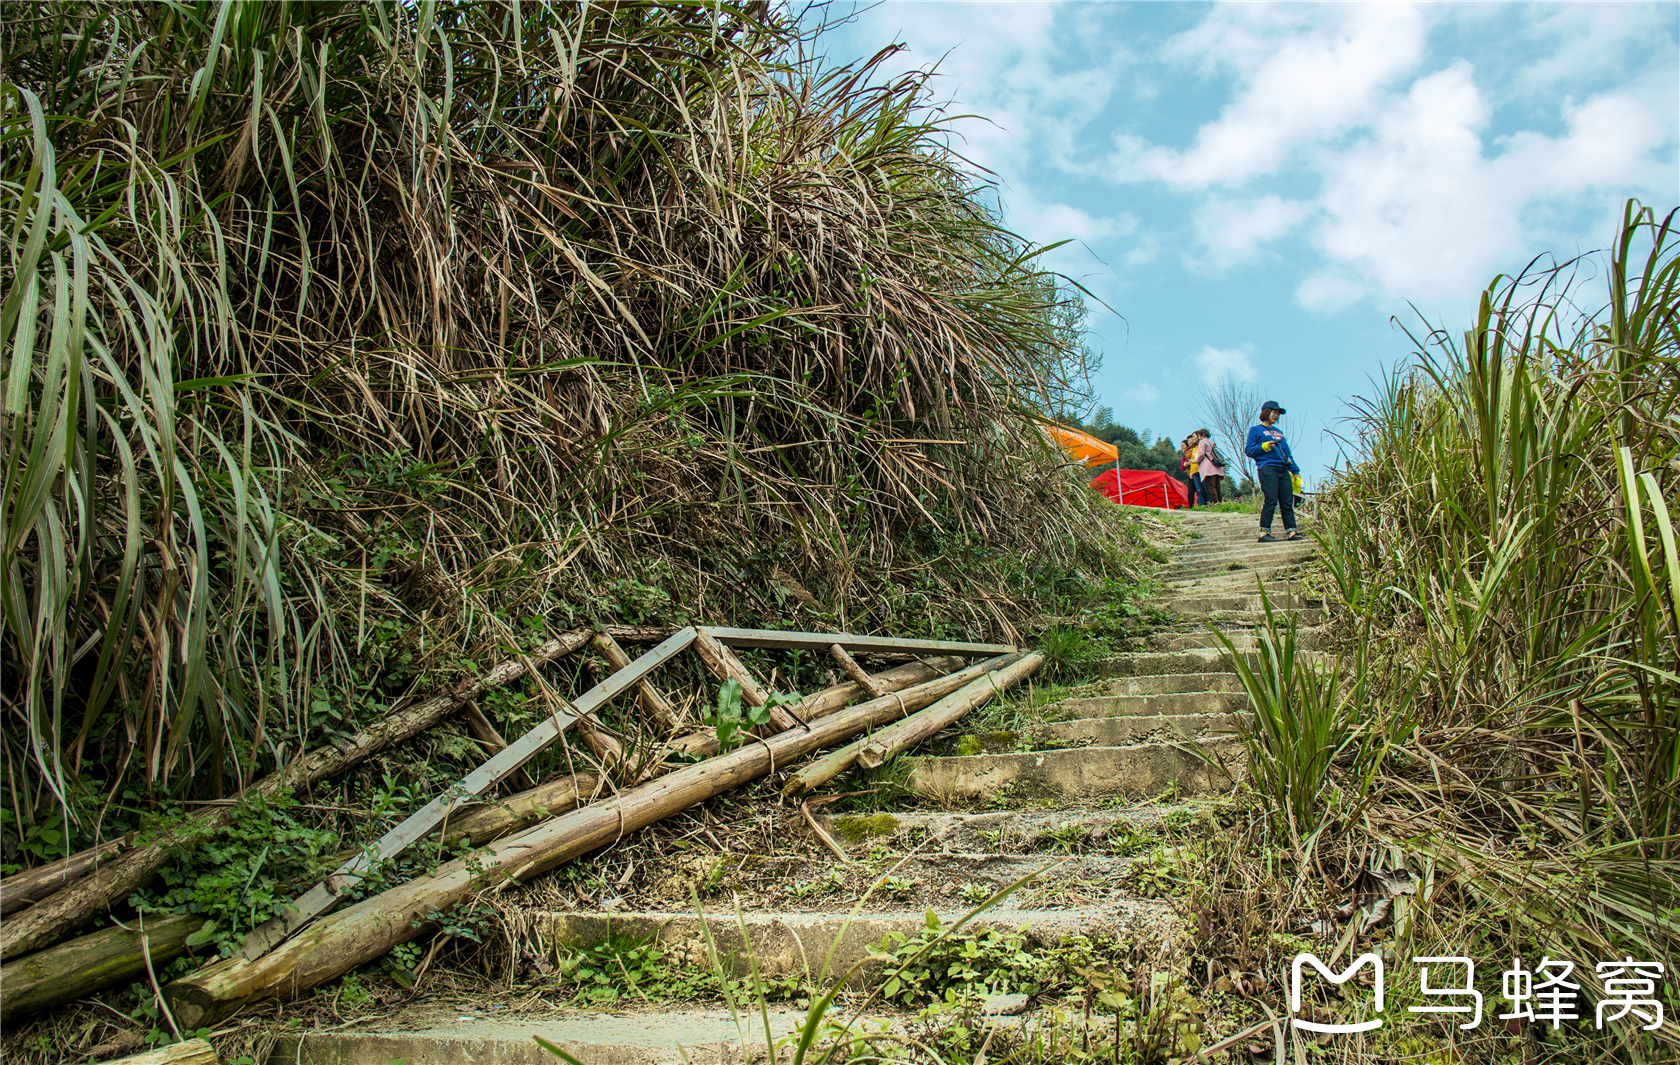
[812,2,1680,480]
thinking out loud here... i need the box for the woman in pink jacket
[1194,430,1224,503]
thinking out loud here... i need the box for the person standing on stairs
[1179,436,1204,507]
[1245,400,1303,542]
[1194,429,1224,504]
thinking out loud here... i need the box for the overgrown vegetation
[1213,201,1680,1063]
[0,0,1138,864]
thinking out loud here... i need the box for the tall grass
[0,3,1123,837]
[1303,201,1679,1060]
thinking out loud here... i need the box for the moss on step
[832,813,900,842]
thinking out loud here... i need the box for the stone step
[1166,573,1310,595]
[1105,671,1243,695]
[1051,690,1248,718]
[268,1007,843,1065]
[1168,544,1315,566]
[1161,557,1306,580]
[1098,648,1250,676]
[1140,630,1259,652]
[908,737,1242,803]
[536,900,1174,984]
[1025,712,1238,750]
[1150,592,1322,616]
[955,712,1236,755]
[818,806,1201,854]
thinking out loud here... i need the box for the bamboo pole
[0,628,595,961]
[782,653,1042,798]
[691,628,800,732]
[830,644,885,698]
[664,657,959,759]
[593,631,679,729]
[0,913,208,1021]
[163,653,1023,1027]
[100,1039,217,1065]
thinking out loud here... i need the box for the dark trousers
[1258,465,1295,532]
[1203,475,1223,504]
[1191,473,1205,506]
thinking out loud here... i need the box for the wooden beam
[0,913,208,1021]
[460,702,536,791]
[692,628,799,732]
[592,631,679,729]
[100,1040,217,1065]
[235,627,697,960]
[705,627,1014,656]
[829,644,885,698]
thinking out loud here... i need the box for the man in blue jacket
[1244,399,1303,543]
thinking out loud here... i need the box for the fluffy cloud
[1313,63,1672,302]
[1122,4,1428,188]
[1190,195,1310,272]
[1192,344,1258,386]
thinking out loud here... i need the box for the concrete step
[270,1008,812,1065]
[1161,557,1306,581]
[1168,545,1315,567]
[1140,630,1259,652]
[1105,671,1243,695]
[1098,648,1250,676]
[818,806,1201,854]
[537,898,1176,984]
[955,712,1236,755]
[1149,592,1322,616]
[1050,690,1249,718]
[909,737,1241,803]
[1026,712,1238,749]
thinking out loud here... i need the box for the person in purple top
[1243,399,1303,542]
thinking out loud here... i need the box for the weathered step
[537,900,1176,983]
[1162,557,1307,581]
[1171,542,1315,563]
[1150,593,1322,616]
[1105,672,1243,695]
[1025,712,1237,749]
[819,806,1201,854]
[1099,649,1251,676]
[1051,690,1248,718]
[908,737,1242,803]
[269,1006,835,1065]
[1141,630,1259,652]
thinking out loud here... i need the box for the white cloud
[1192,344,1258,386]
[1122,4,1428,188]
[1123,382,1160,405]
[1190,195,1310,272]
[1312,63,1672,303]
[1296,272,1368,312]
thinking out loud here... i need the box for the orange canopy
[1045,423,1118,467]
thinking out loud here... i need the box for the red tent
[1090,468,1190,509]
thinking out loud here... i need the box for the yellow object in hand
[1261,441,1274,452]
[1291,473,1303,494]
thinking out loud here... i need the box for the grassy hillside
[0,2,1137,858]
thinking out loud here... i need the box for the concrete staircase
[271,509,1321,1064]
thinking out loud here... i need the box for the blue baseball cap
[1261,399,1287,415]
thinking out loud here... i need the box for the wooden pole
[0,838,126,916]
[691,628,798,731]
[783,653,1042,797]
[664,657,959,759]
[0,912,208,1021]
[829,644,885,698]
[856,656,1041,769]
[164,653,1023,1027]
[0,628,595,961]
[99,1039,217,1065]
[593,632,679,729]
[460,702,536,791]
